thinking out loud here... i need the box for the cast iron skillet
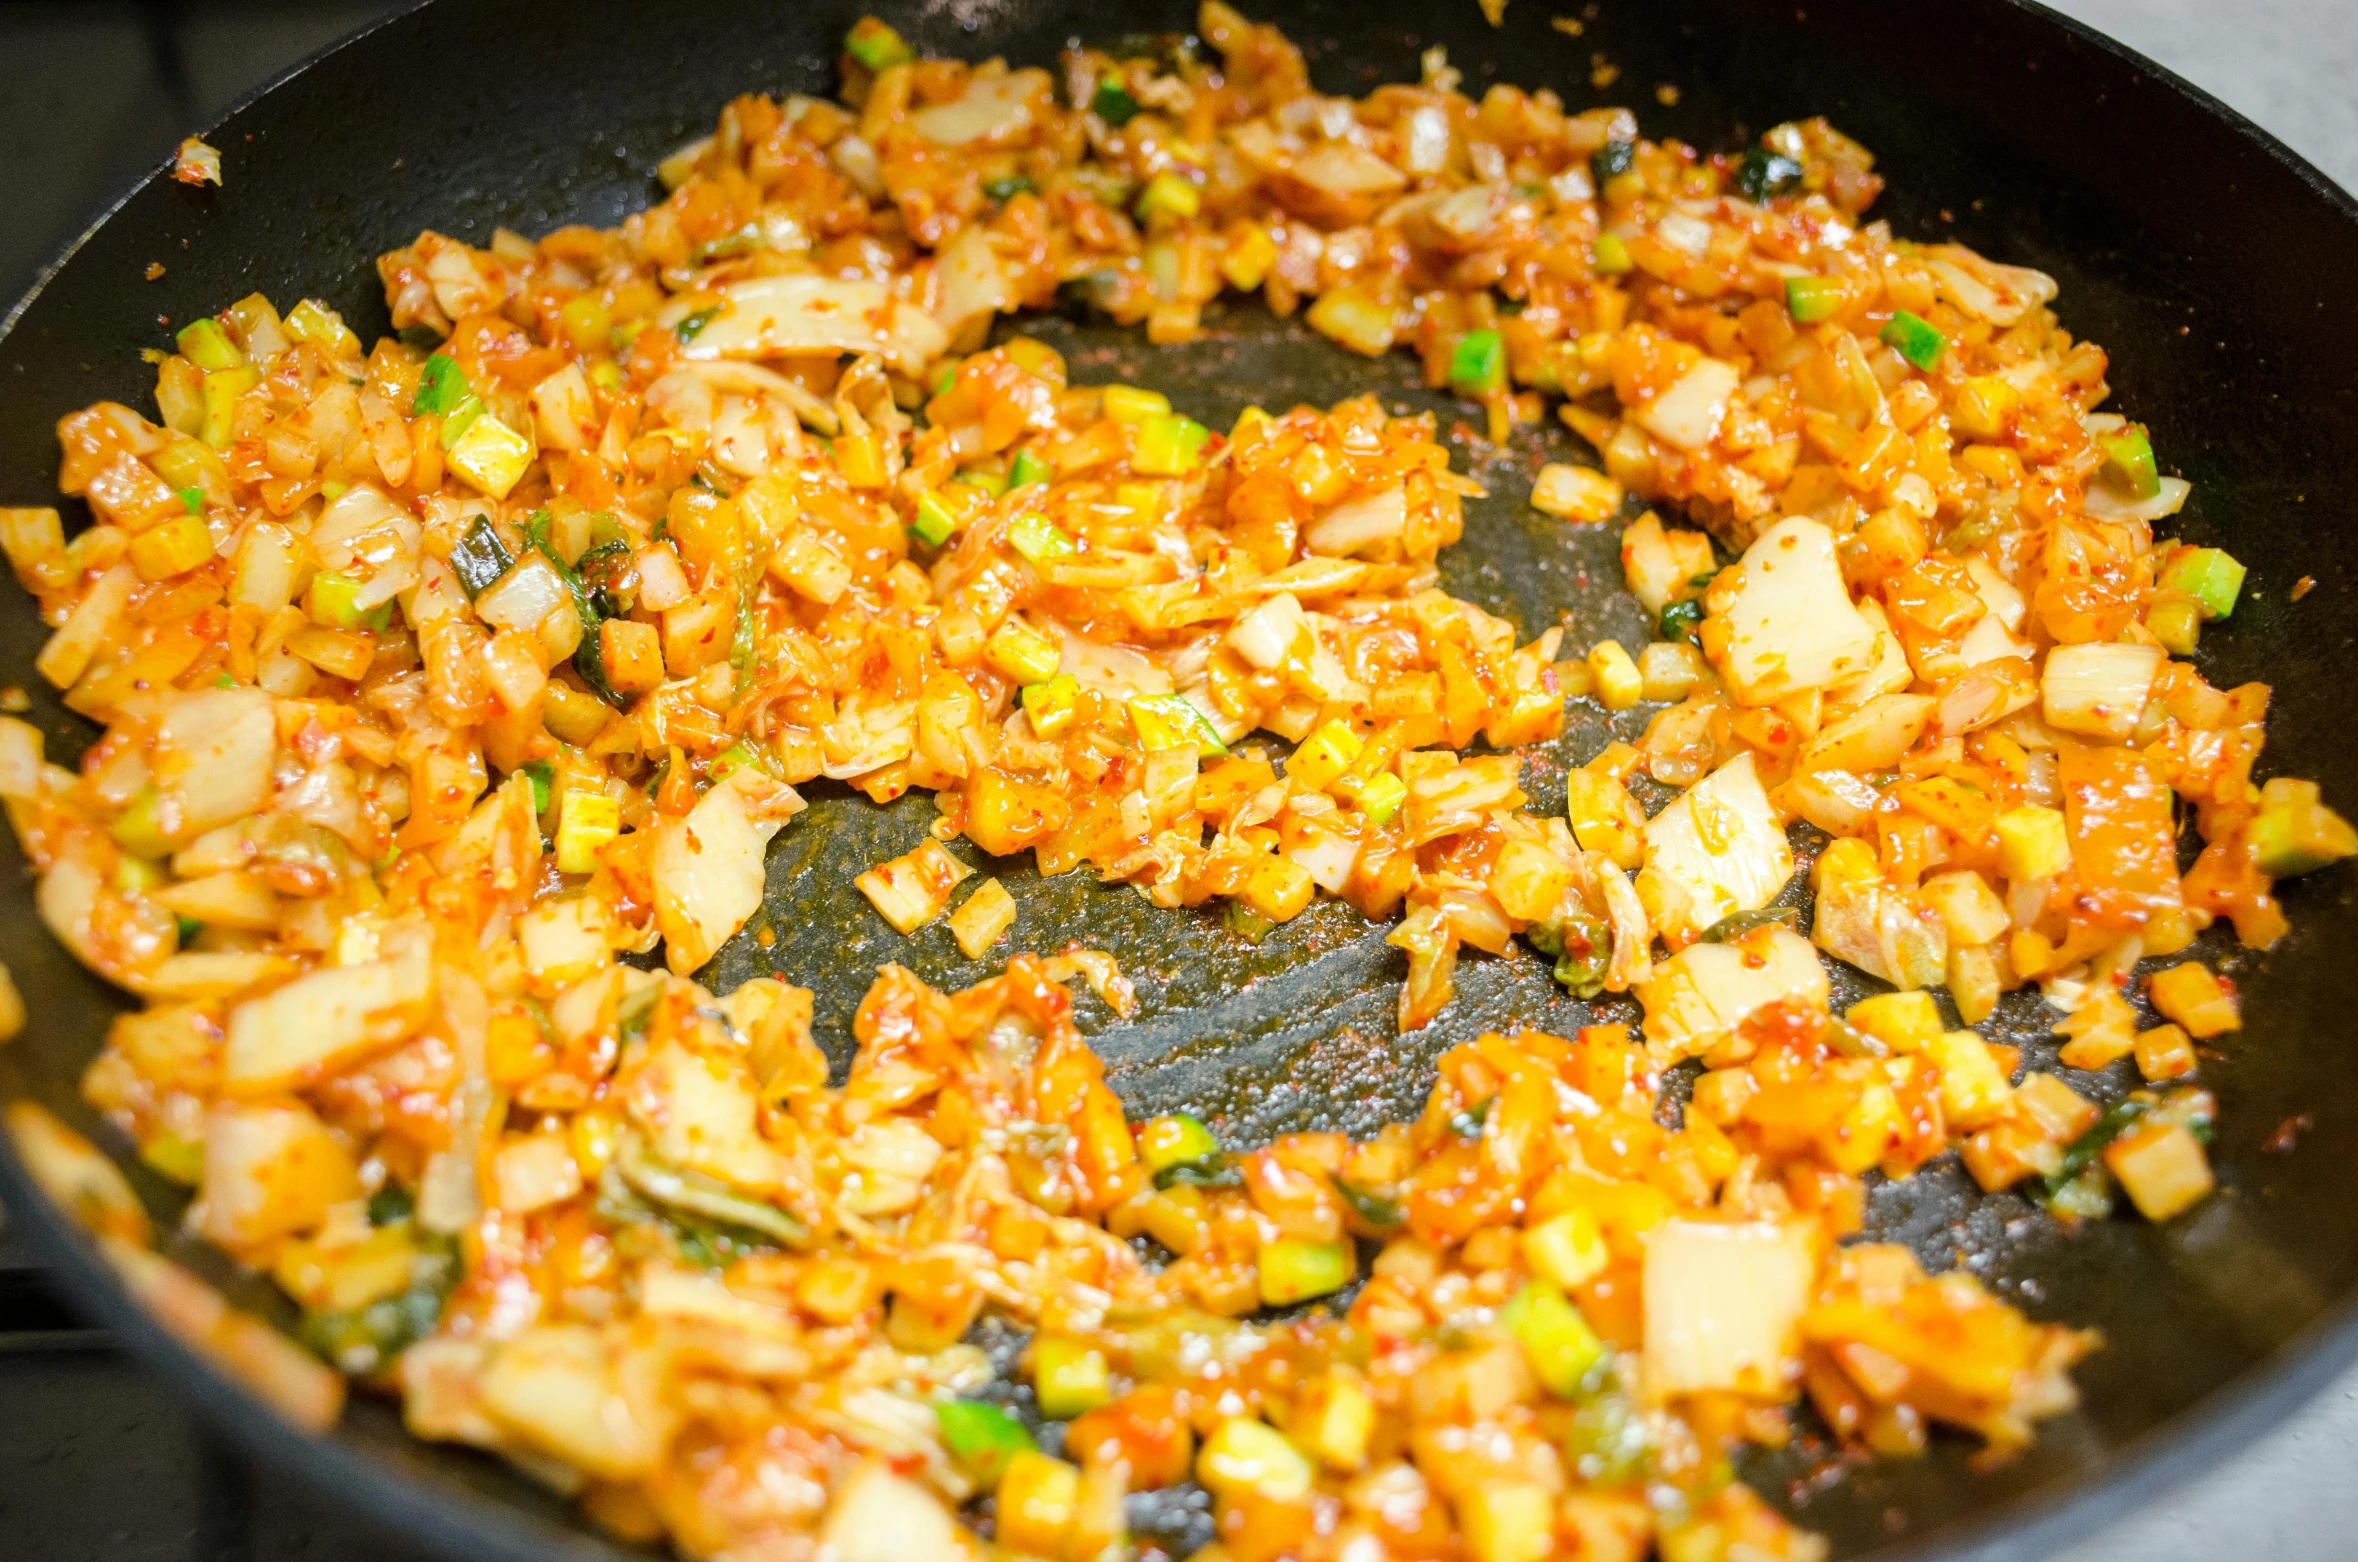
[4,0,2357,1556]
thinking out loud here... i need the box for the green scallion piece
[2097,423,2162,499]
[411,353,472,416]
[1784,275,1845,323]
[1091,77,1142,126]
[1879,309,1947,371]
[1008,448,1052,489]
[1450,329,1508,396]
[844,17,914,71]
[1734,146,1804,202]
[910,492,959,547]
[936,1400,1035,1485]
[1590,138,1637,187]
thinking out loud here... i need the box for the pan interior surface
[3,1,2358,1559]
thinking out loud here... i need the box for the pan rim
[1,1,2355,1558]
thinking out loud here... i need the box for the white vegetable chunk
[1797,693,1935,776]
[1635,358,1740,451]
[1287,141,1410,198]
[154,687,276,839]
[1635,928,1829,1056]
[1641,754,1795,929]
[1643,1220,1818,1396]
[197,1098,360,1251]
[478,1324,673,1480]
[684,274,949,374]
[1812,879,1948,989]
[627,1040,790,1194]
[652,769,805,974]
[1619,511,1717,616]
[821,1460,964,1562]
[910,68,1050,146]
[2041,641,2165,741]
[931,226,1016,334]
[2082,475,2191,524]
[1226,592,1309,670]
[1706,517,1879,706]
[221,946,434,1095]
[1303,485,1408,556]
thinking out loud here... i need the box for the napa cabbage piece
[625,1035,794,1197]
[652,768,805,975]
[1619,510,1716,616]
[931,227,1017,335]
[681,274,949,374]
[1634,928,1829,1058]
[1642,1219,1818,1396]
[1798,692,1935,776]
[1812,877,1948,989]
[1703,517,1878,706]
[1922,248,2058,326]
[2042,641,2164,741]
[477,1323,675,1480]
[1287,141,1411,199]
[197,1098,361,1252]
[1640,754,1795,938]
[153,686,276,840]
[1304,485,1407,556]
[2082,474,2190,524]
[1823,599,1913,712]
[909,67,1051,147]
[220,934,434,1095]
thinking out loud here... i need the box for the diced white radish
[2042,642,2165,740]
[1635,358,1740,451]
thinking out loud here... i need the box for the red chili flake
[2262,1114,2312,1155]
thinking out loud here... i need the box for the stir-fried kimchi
[4,7,2352,1560]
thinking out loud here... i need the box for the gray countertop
[2033,5,2357,1557]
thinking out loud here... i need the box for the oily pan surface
[1,0,2356,1558]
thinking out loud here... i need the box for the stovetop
[0,1227,424,1562]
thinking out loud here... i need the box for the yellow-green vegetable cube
[1287,721,1363,792]
[1502,1281,1607,1398]
[1020,673,1081,737]
[1031,1335,1110,1419]
[1131,412,1211,476]
[556,792,621,874]
[1522,1209,1609,1289]
[446,414,535,501]
[1100,384,1170,423]
[1197,1418,1314,1502]
[1257,1236,1353,1306]
[1995,804,2070,882]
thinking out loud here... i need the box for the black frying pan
[4,0,2357,1557]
